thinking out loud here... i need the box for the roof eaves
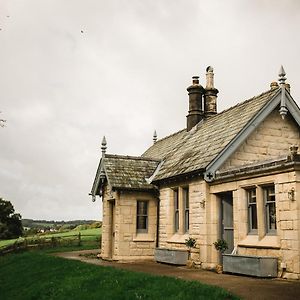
[90,157,111,198]
[285,92,300,127]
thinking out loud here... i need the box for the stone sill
[238,235,280,249]
[133,234,155,242]
[167,233,189,244]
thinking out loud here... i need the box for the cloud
[0,0,300,220]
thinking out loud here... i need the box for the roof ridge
[154,128,186,144]
[105,154,160,162]
[215,88,279,117]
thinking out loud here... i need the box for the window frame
[247,188,258,234]
[183,187,189,233]
[264,185,276,235]
[136,200,148,233]
[174,189,179,233]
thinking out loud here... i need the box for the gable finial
[153,130,157,144]
[101,136,107,156]
[278,65,286,86]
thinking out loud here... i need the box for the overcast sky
[1,0,300,221]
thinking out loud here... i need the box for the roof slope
[104,154,160,190]
[142,129,187,159]
[144,88,280,181]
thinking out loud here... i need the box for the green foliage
[0,252,239,300]
[0,198,23,240]
[213,239,228,254]
[89,221,102,228]
[185,237,197,250]
[22,219,99,230]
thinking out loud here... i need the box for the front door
[221,192,234,254]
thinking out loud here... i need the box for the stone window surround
[136,200,148,234]
[243,183,277,239]
[171,186,190,237]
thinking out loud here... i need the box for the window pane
[248,189,257,232]
[174,190,179,209]
[264,185,276,233]
[268,202,277,230]
[137,201,148,232]
[185,210,189,232]
[137,201,147,215]
[137,216,147,230]
[175,211,179,232]
[250,205,258,229]
[174,189,179,232]
[183,187,189,233]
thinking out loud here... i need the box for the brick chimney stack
[186,76,204,131]
[204,66,218,116]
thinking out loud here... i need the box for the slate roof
[103,154,160,190]
[142,87,281,181]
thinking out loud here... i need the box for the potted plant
[213,239,228,273]
[185,237,197,268]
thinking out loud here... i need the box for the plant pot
[186,259,194,268]
[215,264,223,274]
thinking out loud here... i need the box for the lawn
[0,252,239,300]
[0,228,101,248]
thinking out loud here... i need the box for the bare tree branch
[0,111,6,127]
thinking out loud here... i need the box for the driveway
[54,250,300,300]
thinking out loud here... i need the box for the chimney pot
[204,66,218,116]
[192,76,199,85]
[186,76,204,131]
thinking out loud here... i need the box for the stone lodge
[91,66,300,279]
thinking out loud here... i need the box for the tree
[0,198,23,239]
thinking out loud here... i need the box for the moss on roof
[104,154,160,190]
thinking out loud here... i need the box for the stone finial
[290,145,298,158]
[153,130,157,144]
[278,65,286,86]
[270,81,279,90]
[101,136,107,156]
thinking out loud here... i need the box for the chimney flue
[204,66,218,116]
[186,76,204,131]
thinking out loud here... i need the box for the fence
[0,233,101,255]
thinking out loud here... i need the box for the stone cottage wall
[221,110,300,171]
[100,187,157,261]
[115,191,157,260]
[158,179,210,264]
[210,171,300,279]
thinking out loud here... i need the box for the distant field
[0,252,239,300]
[0,228,101,248]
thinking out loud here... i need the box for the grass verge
[0,252,239,300]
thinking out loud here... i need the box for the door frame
[219,192,234,255]
[109,199,115,259]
